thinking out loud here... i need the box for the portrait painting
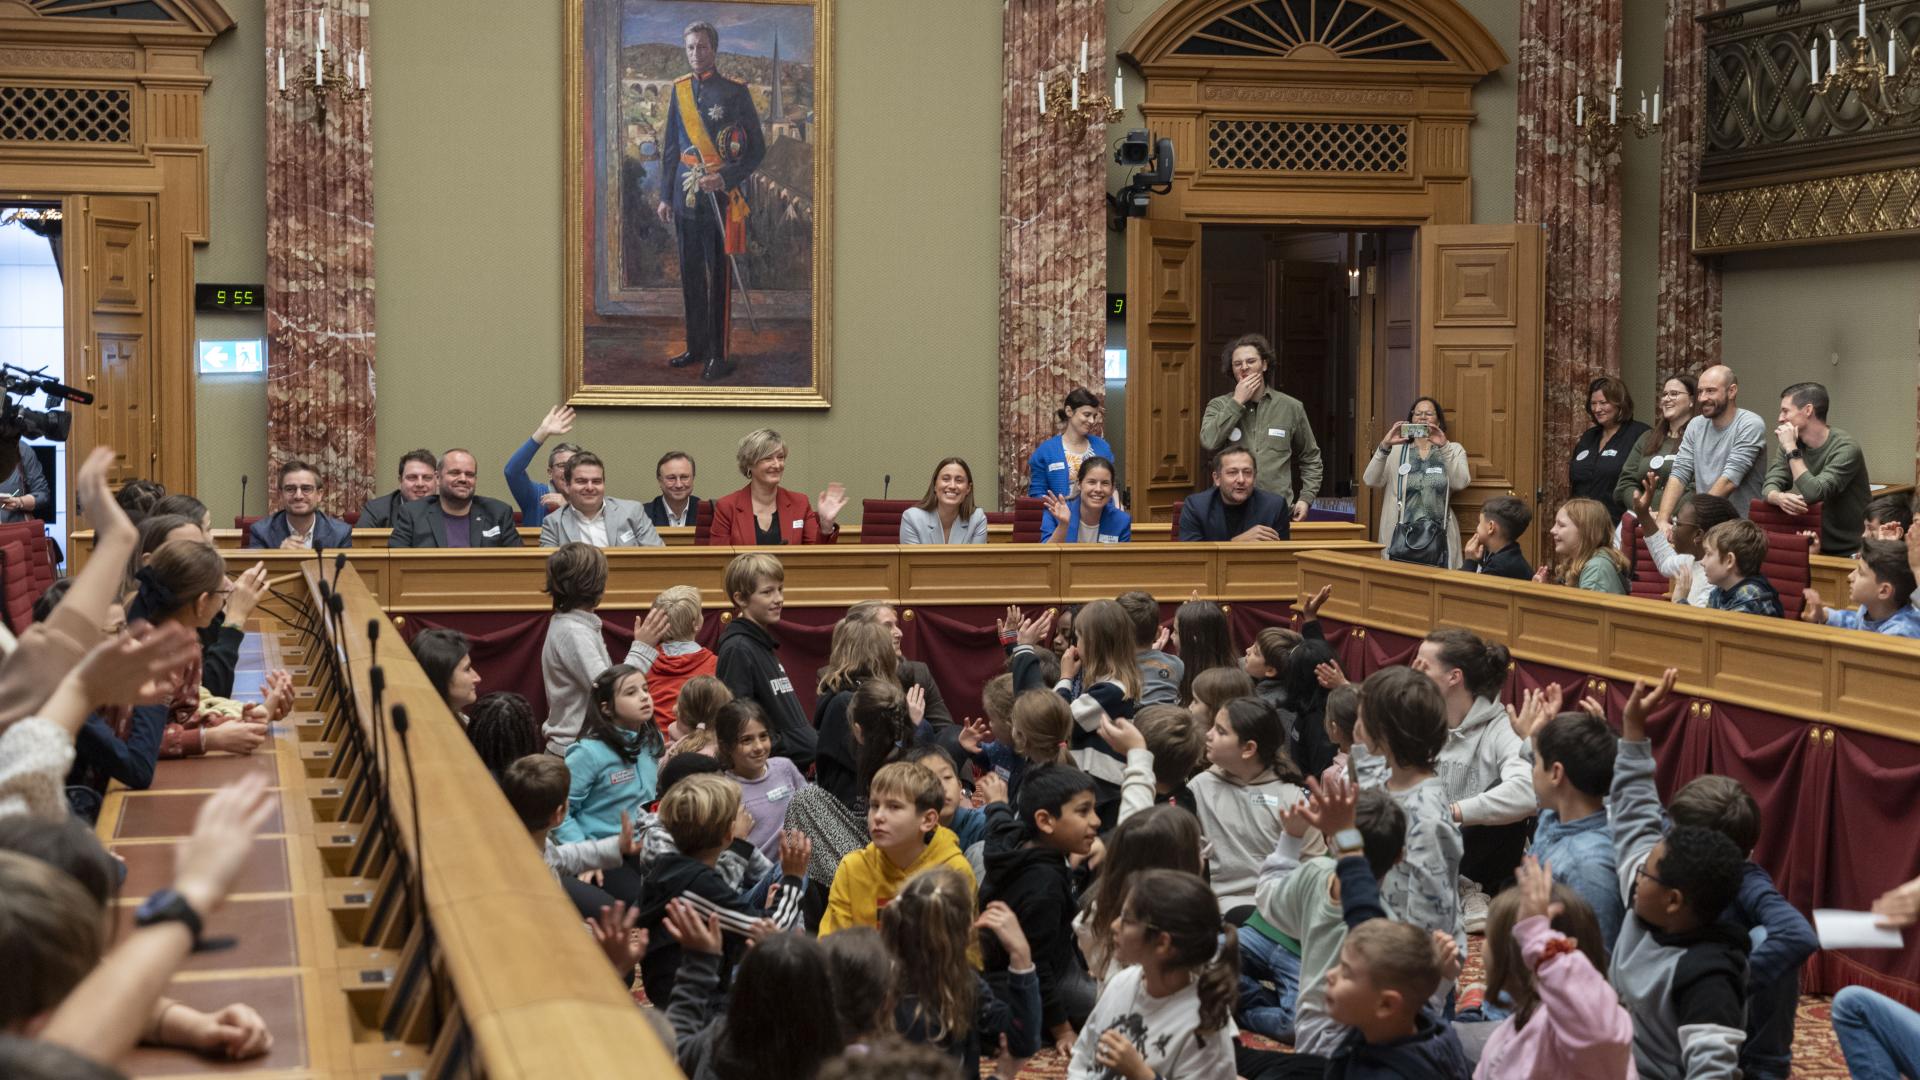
[566,0,832,406]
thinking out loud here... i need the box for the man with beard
[1655,364,1768,529]
[389,449,524,548]
[247,460,353,549]
[1177,445,1294,542]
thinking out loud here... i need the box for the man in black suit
[360,448,439,528]
[1178,445,1293,542]
[388,449,523,548]
[644,450,701,528]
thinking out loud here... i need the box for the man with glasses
[389,449,524,548]
[1199,334,1324,521]
[245,460,354,549]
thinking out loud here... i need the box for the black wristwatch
[134,889,234,953]
[1786,448,1804,461]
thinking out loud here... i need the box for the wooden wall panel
[897,548,1060,606]
[1059,544,1213,602]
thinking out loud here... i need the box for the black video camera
[0,363,92,443]
[1112,129,1175,220]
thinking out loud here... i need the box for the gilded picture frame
[564,0,832,407]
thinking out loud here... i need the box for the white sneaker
[1462,885,1491,934]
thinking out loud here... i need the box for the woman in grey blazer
[898,457,988,544]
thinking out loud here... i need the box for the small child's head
[1671,494,1739,558]
[820,618,900,696]
[1352,789,1409,880]
[1477,494,1533,547]
[1112,869,1237,1044]
[1324,918,1443,1034]
[0,816,118,909]
[815,1037,964,1080]
[1245,625,1302,680]
[723,551,785,624]
[1864,493,1913,541]
[1324,684,1360,751]
[821,928,891,1046]
[1189,666,1255,723]
[1051,604,1077,653]
[658,772,742,855]
[584,663,663,761]
[502,753,570,831]
[657,751,725,799]
[850,678,916,793]
[1205,696,1301,781]
[0,850,105,1033]
[1531,712,1616,806]
[1549,497,1626,581]
[1668,773,1761,855]
[1073,599,1144,699]
[1174,599,1235,684]
[1849,538,1917,611]
[1633,824,1746,930]
[1701,518,1767,586]
[715,699,773,776]
[1015,764,1099,856]
[1280,637,1339,708]
[674,675,733,734]
[879,868,978,1043]
[466,691,539,778]
[900,744,964,825]
[1114,590,1163,649]
[1416,628,1511,705]
[652,584,705,644]
[1485,881,1609,1024]
[1011,689,1072,766]
[664,724,718,762]
[716,930,844,1078]
[1084,805,1204,960]
[1356,666,1447,772]
[1133,703,1206,791]
[867,761,944,852]
[980,673,1016,743]
[544,541,608,613]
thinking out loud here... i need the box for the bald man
[1655,365,1769,529]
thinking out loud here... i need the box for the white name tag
[1098,534,1121,544]
[1398,462,1413,476]
[619,530,635,544]
[1650,455,1668,469]
[1426,466,1445,475]
[610,768,636,787]
[770,676,794,695]
[791,519,803,529]
[1601,448,1619,457]
[1248,792,1281,807]
[1268,427,1287,438]
[1229,427,1243,442]
[765,784,793,803]
[482,526,502,537]
[995,765,1012,780]
[1048,461,1066,472]
[1575,449,1591,461]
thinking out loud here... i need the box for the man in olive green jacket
[1198,333,1324,521]
[1763,381,1870,555]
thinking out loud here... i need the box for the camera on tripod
[0,363,92,443]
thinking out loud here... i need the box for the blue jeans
[1236,930,1302,1042]
[1833,986,1920,1080]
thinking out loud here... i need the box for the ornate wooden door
[1125,217,1202,524]
[72,195,156,492]
[1418,224,1546,565]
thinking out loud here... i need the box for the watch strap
[134,889,236,954]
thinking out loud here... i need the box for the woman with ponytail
[1416,628,1533,908]
[1069,868,1238,1078]
[127,538,270,758]
[1027,387,1115,509]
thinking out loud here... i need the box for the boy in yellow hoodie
[820,761,975,935]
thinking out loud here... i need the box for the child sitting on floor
[821,761,975,936]
[1191,696,1321,919]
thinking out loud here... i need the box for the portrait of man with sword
[654,19,766,383]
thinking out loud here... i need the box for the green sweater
[1763,426,1870,554]
[1614,430,1683,516]
[1199,389,1323,504]
[1577,552,1630,595]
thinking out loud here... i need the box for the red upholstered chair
[859,499,915,544]
[0,538,34,632]
[343,511,360,526]
[1011,497,1046,544]
[984,510,1014,531]
[1619,512,1671,600]
[233,515,262,532]
[1749,500,1819,619]
[692,499,715,545]
[1166,503,1186,541]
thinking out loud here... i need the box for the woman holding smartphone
[1363,397,1471,568]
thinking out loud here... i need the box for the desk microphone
[883,474,890,499]
[390,700,437,1026]
[240,475,249,518]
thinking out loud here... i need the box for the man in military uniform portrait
[655,20,765,383]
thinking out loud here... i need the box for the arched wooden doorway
[1120,0,1545,562]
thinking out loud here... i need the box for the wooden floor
[101,625,427,1079]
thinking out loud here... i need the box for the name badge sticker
[1398,462,1414,476]
[482,526,502,537]
[791,519,803,529]
[610,768,636,787]
[1098,534,1121,544]
[1268,427,1287,438]
[1048,461,1066,471]
[766,784,793,803]
[1426,466,1445,475]
[1229,427,1243,442]
[1650,455,1668,469]
[1575,449,1591,461]
[1248,792,1281,807]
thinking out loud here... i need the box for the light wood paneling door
[72,195,156,493]
[1418,224,1546,566]
[1125,218,1202,524]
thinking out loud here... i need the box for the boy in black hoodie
[714,552,815,770]
[980,764,1100,1057]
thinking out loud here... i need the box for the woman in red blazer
[707,428,849,545]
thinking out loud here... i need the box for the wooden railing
[1298,549,1920,743]
[289,563,669,1076]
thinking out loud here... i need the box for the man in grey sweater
[1656,364,1768,527]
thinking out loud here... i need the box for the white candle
[1891,34,1898,75]
[1614,53,1622,88]
[1609,87,1617,123]
[1038,79,1046,114]
[276,50,285,91]
[357,48,365,89]
[1831,35,1838,72]
[318,14,326,50]
[315,43,323,86]
[1080,38,1088,73]
[1640,90,1648,117]
[1858,0,1866,39]
[1071,75,1079,110]
[1114,72,1123,110]
[1576,93,1584,125]
[1653,89,1661,124]
[1811,43,1820,81]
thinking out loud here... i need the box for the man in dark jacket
[359,448,439,528]
[644,450,702,528]
[245,461,354,549]
[387,450,523,548]
[1179,446,1294,542]
[714,552,813,770]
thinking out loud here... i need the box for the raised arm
[1610,671,1678,900]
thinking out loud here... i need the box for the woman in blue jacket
[1027,387,1113,505]
[1043,456,1131,544]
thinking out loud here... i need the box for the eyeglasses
[280,484,317,495]
[1634,863,1669,889]
[1659,391,1691,400]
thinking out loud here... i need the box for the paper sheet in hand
[1814,909,1905,950]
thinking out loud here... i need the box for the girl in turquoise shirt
[554,663,664,844]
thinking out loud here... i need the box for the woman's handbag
[1386,446,1449,567]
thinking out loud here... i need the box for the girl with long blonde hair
[880,867,1041,1076]
[1543,497,1630,594]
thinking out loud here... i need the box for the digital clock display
[195,283,265,312]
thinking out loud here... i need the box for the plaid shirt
[1709,576,1783,617]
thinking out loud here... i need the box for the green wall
[193,0,1003,523]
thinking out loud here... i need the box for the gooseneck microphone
[883,474,890,499]
[239,475,249,518]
